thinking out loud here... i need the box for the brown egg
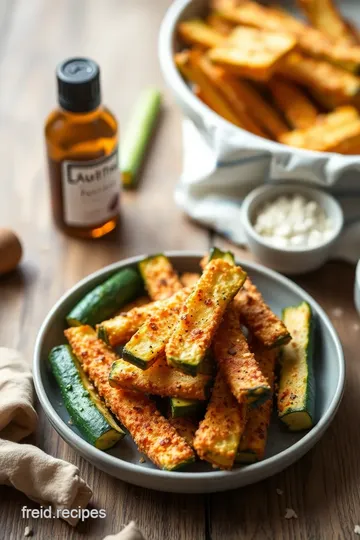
[0,228,23,275]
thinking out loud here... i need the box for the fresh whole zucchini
[277,301,315,431]
[66,268,143,327]
[49,344,124,450]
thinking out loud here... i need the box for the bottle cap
[56,58,101,113]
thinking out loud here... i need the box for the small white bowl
[355,260,360,315]
[241,184,344,274]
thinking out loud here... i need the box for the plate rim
[33,251,345,489]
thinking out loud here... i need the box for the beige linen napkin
[0,347,92,526]
[103,521,145,540]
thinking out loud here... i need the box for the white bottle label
[62,149,120,226]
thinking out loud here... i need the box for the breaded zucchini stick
[213,305,271,407]
[175,50,247,128]
[109,355,211,400]
[168,416,198,449]
[298,0,359,46]
[268,77,319,130]
[206,12,235,36]
[122,288,189,369]
[97,301,157,346]
[278,52,360,105]
[166,258,247,375]
[65,326,195,470]
[237,340,277,463]
[178,19,225,49]
[194,370,247,469]
[219,1,360,72]
[234,277,291,348]
[139,254,182,301]
[197,56,269,137]
[209,27,296,81]
[279,106,360,151]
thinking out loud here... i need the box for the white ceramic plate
[33,253,344,493]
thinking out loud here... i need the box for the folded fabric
[0,348,92,526]
[177,119,360,264]
[103,521,145,540]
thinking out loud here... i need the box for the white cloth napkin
[176,119,360,264]
[0,347,92,527]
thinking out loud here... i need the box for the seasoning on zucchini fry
[214,305,271,407]
[277,302,315,431]
[97,300,158,346]
[65,326,195,470]
[166,258,247,375]
[139,254,182,301]
[49,345,125,450]
[168,415,198,448]
[236,341,277,464]
[234,277,291,349]
[194,371,247,469]
[109,355,211,400]
[122,288,190,369]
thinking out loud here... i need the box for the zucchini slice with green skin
[49,345,124,450]
[194,370,247,470]
[122,288,189,370]
[233,277,291,349]
[214,306,271,407]
[65,326,195,471]
[236,341,277,464]
[139,254,182,301]
[109,356,211,400]
[66,268,143,327]
[166,258,247,375]
[277,301,315,431]
[97,300,159,347]
[170,398,201,418]
[208,246,235,265]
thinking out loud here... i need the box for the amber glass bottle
[45,58,120,238]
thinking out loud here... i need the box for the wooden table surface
[0,1,359,538]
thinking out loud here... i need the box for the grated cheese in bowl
[253,194,333,249]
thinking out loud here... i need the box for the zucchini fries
[65,326,195,470]
[53,249,316,473]
[175,0,360,154]
[194,371,247,469]
[166,258,247,375]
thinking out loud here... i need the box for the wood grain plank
[210,238,360,540]
[0,1,208,538]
